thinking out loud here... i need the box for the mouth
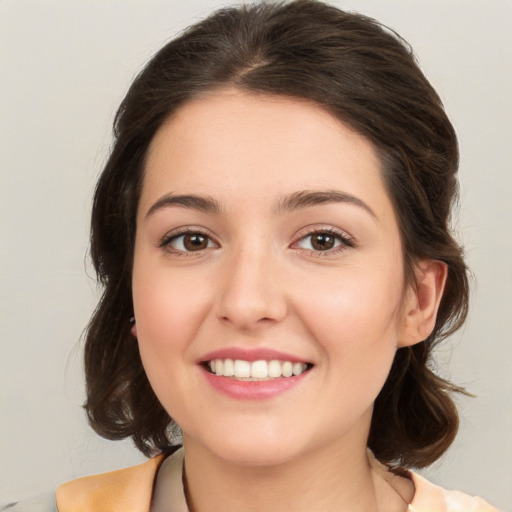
[202,359,314,381]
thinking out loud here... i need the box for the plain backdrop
[1,0,511,509]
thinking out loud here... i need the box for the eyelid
[290,225,355,254]
[157,224,354,256]
[158,226,219,253]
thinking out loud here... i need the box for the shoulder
[55,454,166,512]
[368,450,499,512]
[409,471,500,512]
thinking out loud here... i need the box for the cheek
[132,260,209,350]
[298,275,402,426]
[296,264,404,387]
[299,265,404,341]
[131,266,207,418]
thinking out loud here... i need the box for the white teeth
[268,360,282,378]
[250,360,268,378]
[234,359,251,378]
[208,359,308,380]
[223,358,234,377]
[293,362,304,376]
[282,361,293,378]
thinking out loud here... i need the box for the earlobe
[130,316,137,337]
[398,260,448,348]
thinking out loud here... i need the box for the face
[132,89,414,466]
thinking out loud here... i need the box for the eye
[294,229,354,253]
[160,230,217,253]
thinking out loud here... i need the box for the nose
[216,246,288,331]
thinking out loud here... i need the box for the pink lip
[200,367,310,400]
[199,347,309,364]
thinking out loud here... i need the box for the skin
[132,89,446,512]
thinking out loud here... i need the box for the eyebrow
[145,189,376,220]
[145,194,222,218]
[274,190,377,219]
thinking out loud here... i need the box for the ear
[398,260,448,348]
[130,317,138,337]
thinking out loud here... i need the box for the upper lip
[199,347,311,364]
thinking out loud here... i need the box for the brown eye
[295,230,352,253]
[183,233,208,251]
[310,233,336,250]
[163,231,216,253]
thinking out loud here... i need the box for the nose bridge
[216,237,286,329]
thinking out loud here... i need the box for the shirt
[23,448,498,512]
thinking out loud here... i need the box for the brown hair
[85,0,468,468]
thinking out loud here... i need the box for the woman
[54,1,498,510]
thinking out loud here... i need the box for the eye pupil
[184,234,208,251]
[311,233,335,250]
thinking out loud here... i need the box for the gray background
[1,0,511,509]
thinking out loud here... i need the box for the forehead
[140,89,394,222]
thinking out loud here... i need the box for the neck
[182,432,383,512]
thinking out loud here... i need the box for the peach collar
[57,447,497,512]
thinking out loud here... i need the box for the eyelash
[159,227,355,256]
[159,228,218,256]
[292,228,355,256]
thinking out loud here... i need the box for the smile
[199,348,314,399]
[207,359,310,380]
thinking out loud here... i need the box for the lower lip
[201,367,310,400]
